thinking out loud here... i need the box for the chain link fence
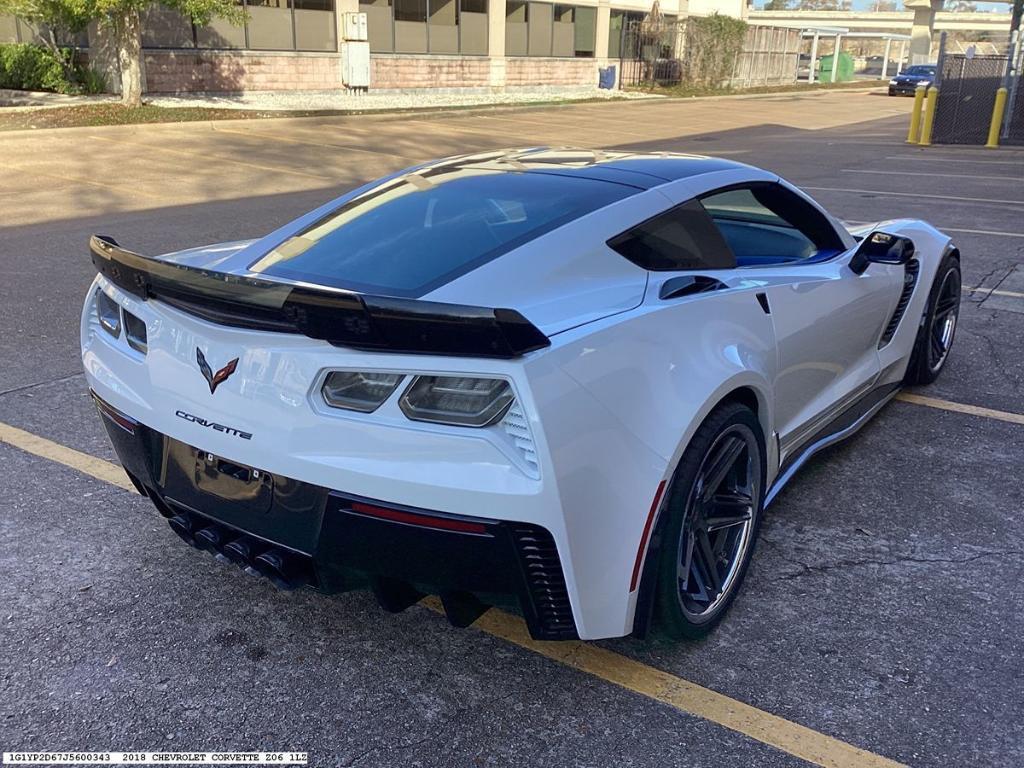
[619,18,800,90]
[1004,42,1024,146]
[930,53,1008,145]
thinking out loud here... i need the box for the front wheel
[904,253,961,385]
[655,402,765,640]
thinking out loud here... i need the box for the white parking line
[964,286,1024,300]
[844,221,1024,239]
[803,187,1024,208]
[944,227,1024,239]
[884,155,1024,167]
[842,169,1023,182]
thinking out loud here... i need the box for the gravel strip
[146,86,659,112]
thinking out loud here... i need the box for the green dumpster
[819,51,855,82]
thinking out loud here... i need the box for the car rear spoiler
[89,235,550,359]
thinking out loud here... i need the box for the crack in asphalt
[0,372,84,399]
[760,535,1024,582]
[959,312,1022,387]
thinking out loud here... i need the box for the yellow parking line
[0,421,134,491]
[896,393,1024,426]
[0,419,905,768]
[421,598,904,768]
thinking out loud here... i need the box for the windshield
[904,66,935,77]
[248,169,633,297]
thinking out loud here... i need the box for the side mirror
[849,232,915,275]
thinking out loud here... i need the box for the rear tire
[904,253,961,386]
[655,402,765,640]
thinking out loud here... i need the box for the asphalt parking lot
[1,89,1023,767]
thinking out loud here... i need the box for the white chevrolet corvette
[82,149,961,641]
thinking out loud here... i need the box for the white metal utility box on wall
[342,41,371,89]
[342,12,368,42]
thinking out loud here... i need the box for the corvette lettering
[175,410,253,440]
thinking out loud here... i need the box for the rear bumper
[95,392,577,640]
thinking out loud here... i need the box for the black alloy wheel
[656,402,764,640]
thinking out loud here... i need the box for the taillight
[399,376,514,427]
[96,291,121,337]
[322,371,403,413]
[123,310,148,354]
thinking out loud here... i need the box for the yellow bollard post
[907,86,927,144]
[986,87,1008,149]
[919,87,939,147]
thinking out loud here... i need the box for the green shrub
[0,43,104,94]
[0,43,66,91]
[73,62,107,94]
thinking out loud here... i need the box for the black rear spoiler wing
[89,235,550,359]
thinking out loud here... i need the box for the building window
[505,1,527,56]
[428,0,457,53]
[295,0,338,51]
[609,8,643,60]
[460,0,487,55]
[0,16,18,43]
[394,0,427,53]
[507,2,594,58]
[247,0,294,50]
[364,0,488,55]
[140,0,336,52]
[361,0,394,51]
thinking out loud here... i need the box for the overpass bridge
[749,10,1013,35]
[749,7,1014,63]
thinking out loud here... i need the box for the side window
[607,199,736,271]
[700,183,845,267]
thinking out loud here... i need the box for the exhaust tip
[253,549,311,591]
[194,525,228,554]
[168,513,199,547]
[223,537,258,568]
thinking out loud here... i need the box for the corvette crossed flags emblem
[196,348,239,395]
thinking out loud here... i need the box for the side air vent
[500,401,539,476]
[879,259,919,348]
[510,523,578,640]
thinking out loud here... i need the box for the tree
[0,0,93,83]
[0,0,243,106]
[762,0,791,10]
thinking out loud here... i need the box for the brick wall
[505,57,597,87]
[139,49,599,93]
[371,55,491,89]
[143,50,342,93]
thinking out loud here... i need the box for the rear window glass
[248,170,633,297]
[607,199,736,271]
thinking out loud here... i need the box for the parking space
[1,89,1023,767]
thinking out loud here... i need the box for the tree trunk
[115,8,144,107]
